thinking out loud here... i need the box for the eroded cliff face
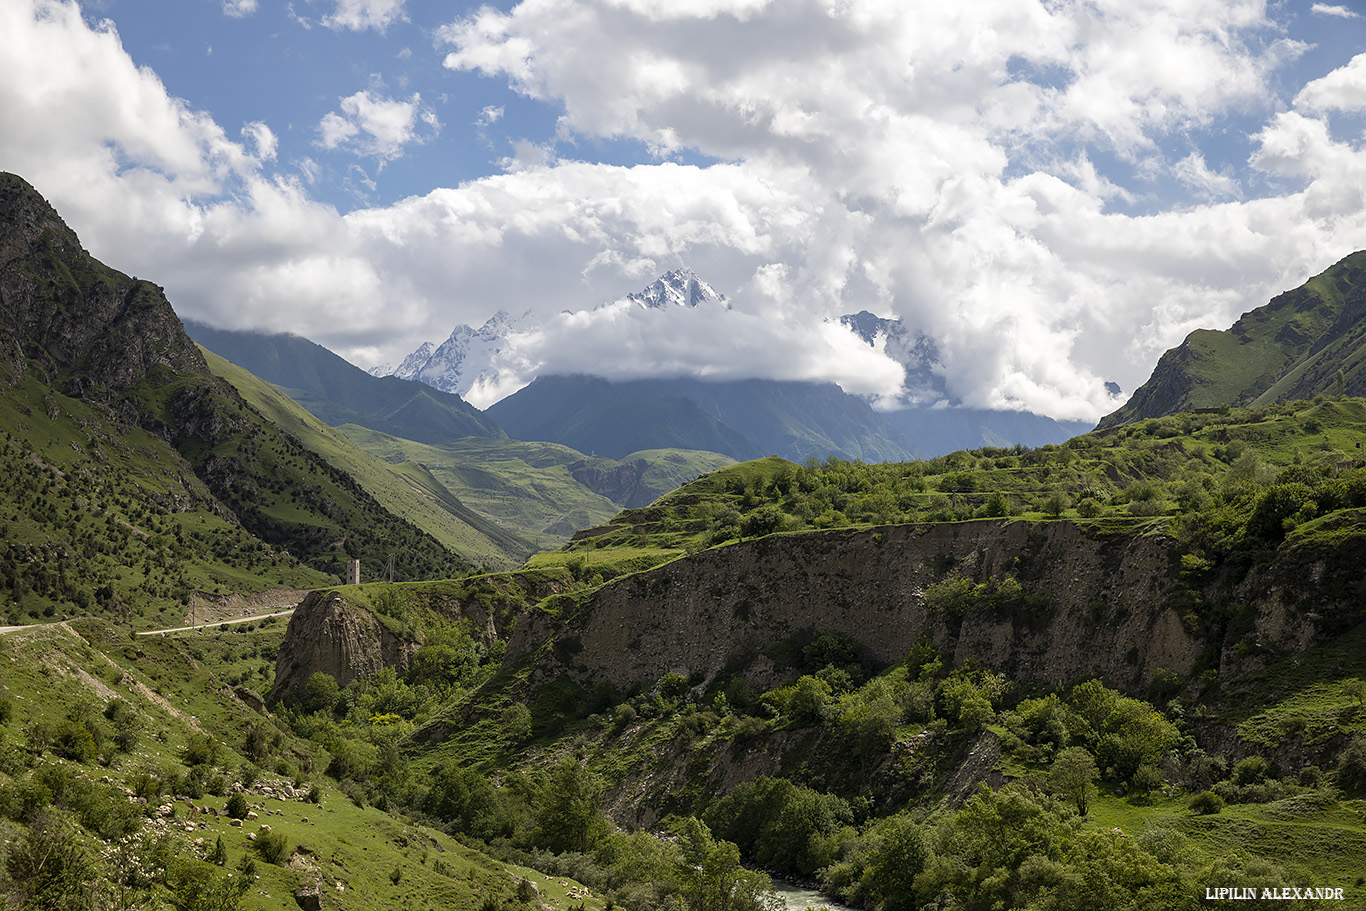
[270,590,419,701]
[273,518,1366,704]
[513,520,1199,692]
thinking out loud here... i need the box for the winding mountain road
[0,609,295,637]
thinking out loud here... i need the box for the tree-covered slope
[1099,251,1366,428]
[201,347,535,570]
[0,172,467,612]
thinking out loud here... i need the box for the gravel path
[136,609,295,636]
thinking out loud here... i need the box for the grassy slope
[334,428,689,554]
[0,620,606,911]
[0,372,332,629]
[202,348,530,571]
[1102,252,1366,426]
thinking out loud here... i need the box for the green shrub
[1231,755,1271,787]
[1189,791,1224,814]
[253,829,290,865]
[182,732,220,767]
[1337,737,1366,792]
[52,720,97,763]
[225,791,249,820]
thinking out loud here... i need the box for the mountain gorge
[8,170,1366,911]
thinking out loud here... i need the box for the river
[769,876,859,911]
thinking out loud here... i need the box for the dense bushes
[705,777,853,876]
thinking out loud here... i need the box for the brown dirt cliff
[511,519,1196,692]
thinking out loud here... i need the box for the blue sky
[3,0,1366,420]
[111,0,724,207]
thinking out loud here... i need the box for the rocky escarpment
[269,590,420,702]
[272,517,1366,705]
[0,172,208,402]
[512,520,1198,693]
[268,569,580,701]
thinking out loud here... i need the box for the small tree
[167,856,251,911]
[1051,746,1099,816]
[534,757,607,853]
[207,835,228,866]
[302,672,340,715]
[225,792,249,820]
[253,830,290,865]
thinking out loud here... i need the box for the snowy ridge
[612,268,726,311]
[378,270,726,401]
[371,310,532,399]
[839,310,946,406]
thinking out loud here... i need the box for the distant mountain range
[183,320,505,444]
[375,269,1093,457]
[485,374,914,462]
[1099,251,1366,428]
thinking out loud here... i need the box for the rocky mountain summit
[370,308,533,400]
[616,268,726,310]
[0,172,209,408]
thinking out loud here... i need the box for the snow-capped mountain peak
[618,268,726,310]
[384,341,435,380]
[376,271,724,402]
[840,310,947,406]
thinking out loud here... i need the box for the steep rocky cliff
[269,590,421,700]
[511,520,1198,693]
[272,518,1366,706]
[0,172,207,399]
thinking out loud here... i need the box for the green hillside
[0,170,468,623]
[539,397,1366,586]
[201,348,534,570]
[184,320,505,444]
[0,619,615,911]
[1100,251,1366,427]
[0,371,330,628]
[337,426,732,553]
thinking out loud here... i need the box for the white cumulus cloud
[5,0,1366,423]
[1295,53,1366,113]
[1311,3,1360,18]
[321,0,406,32]
[316,89,439,161]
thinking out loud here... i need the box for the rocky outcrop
[513,520,1198,692]
[272,513,1366,711]
[0,172,208,399]
[269,590,419,702]
[569,458,653,507]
